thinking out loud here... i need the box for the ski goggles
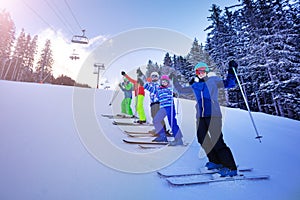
[161,79,169,85]
[195,68,207,75]
[151,74,159,78]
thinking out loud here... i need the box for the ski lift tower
[93,63,105,89]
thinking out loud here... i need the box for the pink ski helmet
[160,75,170,85]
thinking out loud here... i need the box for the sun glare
[1,0,19,9]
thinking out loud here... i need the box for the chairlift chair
[71,29,89,44]
[69,49,80,60]
[69,55,80,60]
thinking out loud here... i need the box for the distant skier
[145,75,183,146]
[118,77,134,117]
[172,61,238,176]
[121,71,146,124]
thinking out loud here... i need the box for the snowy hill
[0,80,300,200]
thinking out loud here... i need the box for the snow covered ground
[0,80,299,200]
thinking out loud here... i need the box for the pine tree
[16,34,38,82]
[0,10,15,79]
[163,52,172,67]
[205,4,229,71]
[160,52,175,76]
[36,39,54,83]
[266,0,300,119]
[204,0,300,120]
[175,55,189,78]
[5,29,27,81]
[6,30,38,82]
[186,38,205,66]
[145,60,160,77]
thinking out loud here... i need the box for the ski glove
[228,60,238,75]
[189,76,200,85]
[121,71,126,76]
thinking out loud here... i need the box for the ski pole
[109,88,120,106]
[176,96,179,115]
[171,76,175,129]
[232,67,262,143]
[172,76,179,115]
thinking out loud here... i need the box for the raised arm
[172,75,193,94]
[218,60,238,89]
[121,71,137,84]
[144,82,156,93]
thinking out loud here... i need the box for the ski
[166,174,270,186]
[122,139,168,145]
[138,144,167,149]
[113,121,153,126]
[157,167,253,178]
[124,130,155,134]
[127,133,156,138]
[123,139,189,147]
[124,130,173,137]
[101,114,137,119]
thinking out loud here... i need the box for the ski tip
[168,142,189,147]
[243,174,271,180]
[123,139,168,145]
[138,144,162,149]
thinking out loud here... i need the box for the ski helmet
[150,71,159,78]
[194,62,210,74]
[161,75,170,81]
[160,75,170,85]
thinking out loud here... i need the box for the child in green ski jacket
[119,77,134,117]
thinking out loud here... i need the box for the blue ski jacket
[119,82,133,99]
[157,86,174,108]
[173,74,236,117]
[144,81,160,104]
[144,83,174,108]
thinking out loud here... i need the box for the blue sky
[3,0,239,43]
[2,0,240,87]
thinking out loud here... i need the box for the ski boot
[168,137,183,146]
[205,162,223,170]
[218,167,238,177]
[135,120,146,124]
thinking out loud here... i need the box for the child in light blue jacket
[144,75,183,146]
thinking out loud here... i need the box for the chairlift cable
[64,0,83,32]
[50,0,77,34]
[63,0,89,44]
[22,0,56,32]
[43,0,74,35]
[22,0,72,44]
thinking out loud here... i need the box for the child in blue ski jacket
[142,71,168,134]
[144,75,183,146]
[172,61,238,176]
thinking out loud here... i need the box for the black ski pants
[196,117,237,170]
